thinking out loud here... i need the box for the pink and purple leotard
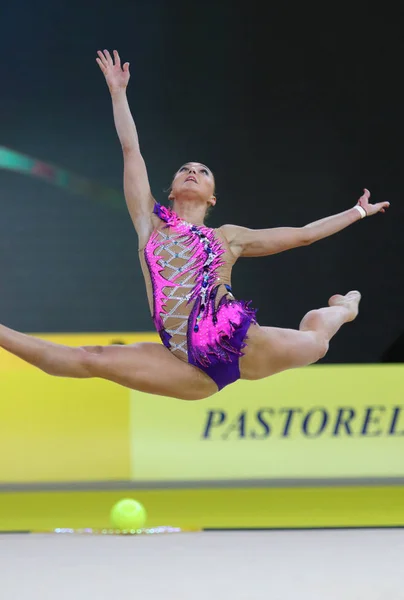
[141,203,256,390]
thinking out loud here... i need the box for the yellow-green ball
[110,498,147,530]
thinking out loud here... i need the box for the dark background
[0,1,402,362]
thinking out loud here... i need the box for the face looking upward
[169,162,216,208]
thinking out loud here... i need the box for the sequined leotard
[140,203,256,390]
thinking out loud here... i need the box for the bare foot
[328,290,361,322]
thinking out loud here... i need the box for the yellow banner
[130,365,404,481]
[2,333,403,485]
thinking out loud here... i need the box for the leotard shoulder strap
[153,202,182,227]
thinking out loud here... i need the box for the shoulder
[217,224,247,258]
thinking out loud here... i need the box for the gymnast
[0,50,389,400]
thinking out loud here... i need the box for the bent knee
[310,335,329,363]
[284,331,329,369]
[79,345,106,375]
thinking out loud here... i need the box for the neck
[172,199,207,225]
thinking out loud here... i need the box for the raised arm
[97,49,154,243]
[222,189,390,258]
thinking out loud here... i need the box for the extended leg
[240,291,361,380]
[0,325,217,400]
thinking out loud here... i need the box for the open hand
[357,189,390,216]
[96,50,130,93]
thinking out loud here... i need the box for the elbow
[121,143,140,156]
[301,228,314,246]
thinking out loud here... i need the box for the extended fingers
[96,57,107,73]
[374,201,390,214]
[97,50,109,68]
[103,49,114,66]
[113,50,121,68]
[97,49,125,72]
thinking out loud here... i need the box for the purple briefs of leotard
[143,203,257,390]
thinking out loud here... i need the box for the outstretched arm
[97,49,154,242]
[222,189,390,258]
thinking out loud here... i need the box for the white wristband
[354,205,367,219]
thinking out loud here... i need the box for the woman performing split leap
[0,50,390,400]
